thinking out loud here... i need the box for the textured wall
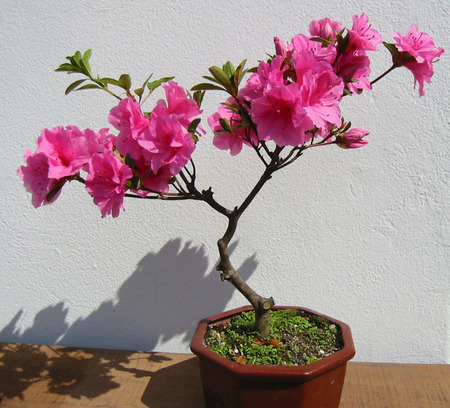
[1,0,448,363]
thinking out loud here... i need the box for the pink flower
[35,126,90,179]
[248,50,344,146]
[393,24,444,64]
[348,13,382,52]
[336,128,369,148]
[335,50,372,93]
[141,164,173,193]
[299,63,344,130]
[403,60,435,97]
[250,81,313,146]
[152,81,202,131]
[393,24,444,96]
[138,114,195,174]
[84,128,116,155]
[239,56,287,102]
[85,150,133,218]
[309,18,343,42]
[293,51,344,130]
[18,150,64,208]
[289,33,336,63]
[209,97,258,156]
[108,97,150,160]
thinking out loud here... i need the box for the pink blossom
[85,150,133,218]
[141,164,173,193]
[335,50,372,93]
[309,18,343,42]
[239,56,287,102]
[152,81,202,131]
[403,60,436,97]
[108,97,150,160]
[289,33,336,63]
[299,64,344,131]
[336,128,369,148]
[84,128,116,155]
[292,51,344,130]
[35,126,90,179]
[393,24,444,64]
[348,13,382,52]
[18,150,64,208]
[138,114,195,174]
[393,24,444,96]
[250,81,313,146]
[208,97,258,156]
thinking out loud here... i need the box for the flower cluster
[19,81,202,217]
[209,14,384,154]
[18,15,443,219]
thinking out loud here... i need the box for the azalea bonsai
[18,15,443,341]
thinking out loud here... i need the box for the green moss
[204,309,342,366]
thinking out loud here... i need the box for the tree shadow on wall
[0,238,257,403]
[61,238,257,351]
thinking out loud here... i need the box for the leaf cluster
[191,59,249,97]
[55,49,176,102]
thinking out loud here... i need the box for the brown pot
[190,305,355,408]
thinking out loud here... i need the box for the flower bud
[274,37,287,57]
[336,128,369,148]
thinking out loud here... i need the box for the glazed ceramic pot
[190,305,355,408]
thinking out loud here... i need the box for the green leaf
[192,90,205,107]
[75,83,103,91]
[383,41,415,66]
[208,66,231,89]
[98,77,120,86]
[188,118,202,134]
[233,59,247,87]
[219,117,233,133]
[309,36,333,46]
[65,79,87,95]
[118,74,132,91]
[147,76,175,92]
[134,73,154,98]
[222,61,235,77]
[82,49,92,61]
[81,49,93,76]
[46,182,65,202]
[55,63,81,73]
[202,75,221,84]
[191,83,225,91]
[70,51,83,68]
[124,154,137,170]
[342,121,352,132]
[79,59,92,77]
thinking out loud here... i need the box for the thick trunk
[217,222,275,337]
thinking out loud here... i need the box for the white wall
[1,0,448,363]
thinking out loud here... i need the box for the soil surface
[204,309,343,366]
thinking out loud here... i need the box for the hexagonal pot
[190,305,355,408]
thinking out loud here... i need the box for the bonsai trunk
[215,168,276,338]
[217,233,275,338]
[189,146,307,337]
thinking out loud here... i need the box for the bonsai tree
[18,15,443,339]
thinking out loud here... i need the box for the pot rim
[190,305,355,379]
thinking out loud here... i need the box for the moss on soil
[204,309,343,366]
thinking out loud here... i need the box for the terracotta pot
[190,305,355,408]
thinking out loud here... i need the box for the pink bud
[336,128,369,149]
[274,37,287,57]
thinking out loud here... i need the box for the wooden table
[0,342,449,407]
